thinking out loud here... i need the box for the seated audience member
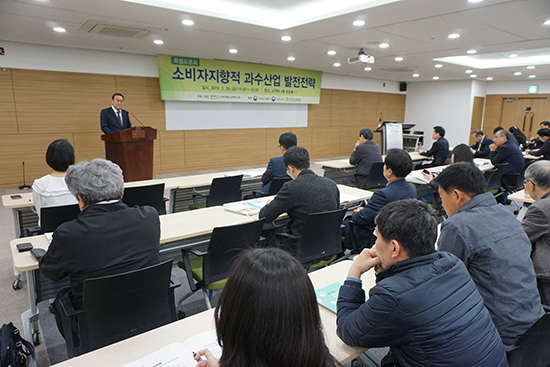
[342,128,383,188]
[32,139,78,226]
[509,125,527,148]
[259,146,339,237]
[337,200,507,367]
[494,126,519,146]
[489,129,525,187]
[40,158,161,337]
[259,132,296,195]
[521,160,550,300]
[195,248,336,367]
[343,149,416,251]
[470,129,494,158]
[526,127,550,160]
[528,121,550,150]
[417,126,450,169]
[433,163,543,350]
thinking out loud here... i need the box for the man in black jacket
[259,146,339,237]
[470,129,494,158]
[417,126,450,168]
[40,159,160,338]
[337,200,507,367]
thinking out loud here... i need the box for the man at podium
[100,93,132,134]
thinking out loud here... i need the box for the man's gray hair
[65,159,124,205]
[525,161,550,190]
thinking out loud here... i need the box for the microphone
[19,162,31,190]
[128,112,145,127]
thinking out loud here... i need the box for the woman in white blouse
[32,139,78,225]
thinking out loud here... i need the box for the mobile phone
[422,169,430,174]
[10,195,23,200]
[17,242,33,252]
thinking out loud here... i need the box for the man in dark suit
[417,126,450,169]
[343,128,383,188]
[342,149,417,251]
[259,146,339,237]
[40,158,160,338]
[470,130,494,158]
[528,121,550,150]
[521,160,550,301]
[100,93,132,134]
[489,129,525,187]
[259,132,296,195]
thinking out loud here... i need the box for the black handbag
[0,322,35,367]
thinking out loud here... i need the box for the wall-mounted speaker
[399,82,407,92]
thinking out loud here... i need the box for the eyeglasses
[524,180,536,187]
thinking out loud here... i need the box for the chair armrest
[180,248,208,292]
[276,232,301,241]
[59,293,86,357]
[183,248,207,257]
[169,274,181,290]
[25,226,43,237]
[192,188,209,198]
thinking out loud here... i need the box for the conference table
[508,189,534,221]
[405,158,494,185]
[10,184,372,346]
[50,260,376,367]
[315,152,427,182]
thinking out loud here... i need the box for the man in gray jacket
[343,128,383,188]
[434,162,543,350]
[521,160,550,301]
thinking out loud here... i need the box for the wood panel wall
[0,68,406,189]
[483,94,550,134]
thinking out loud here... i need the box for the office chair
[122,183,167,215]
[360,162,388,191]
[508,313,550,367]
[347,221,376,255]
[191,175,243,209]
[252,176,292,197]
[506,160,535,194]
[483,168,496,186]
[25,203,81,236]
[486,163,508,193]
[59,259,179,357]
[178,219,264,309]
[277,208,347,270]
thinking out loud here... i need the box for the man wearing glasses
[521,160,550,302]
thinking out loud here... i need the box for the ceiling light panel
[122,0,402,29]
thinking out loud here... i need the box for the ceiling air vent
[79,20,152,39]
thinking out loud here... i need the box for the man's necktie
[117,110,122,127]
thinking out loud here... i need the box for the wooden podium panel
[101,126,157,182]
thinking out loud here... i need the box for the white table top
[316,152,427,169]
[523,152,542,160]
[508,189,534,204]
[406,158,494,185]
[51,260,375,367]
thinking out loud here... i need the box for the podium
[101,127,157,182]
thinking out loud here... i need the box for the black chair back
[483,168,496,186]
[40,204,80,232]
[203,219,264,285]
[486,163,508,191]
[511,160,535,191]
[296,208,347,266]
[82,259,174,352]
[508,313,550,367]
[207,175,243,207]
[122,183,167,215]
[360,162,387,190]
[267,177,292,195]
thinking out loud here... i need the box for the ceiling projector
[348,49,375,64]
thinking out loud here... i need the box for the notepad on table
[224,199,267,216]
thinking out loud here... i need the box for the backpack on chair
[0,322,35,367]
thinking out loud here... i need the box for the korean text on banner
[158,54,323,104]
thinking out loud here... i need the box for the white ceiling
[0,0,549,83]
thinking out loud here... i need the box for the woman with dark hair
[450,143,474,163]
[526,128,550,160]
[194,247,336,367]
[508,126,527,147]
[32,139,77,225]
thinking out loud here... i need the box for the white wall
[0,40,403,94]
[487,80,550,95]
[404,80,474,149]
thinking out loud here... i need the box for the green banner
[158,54,322,104]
